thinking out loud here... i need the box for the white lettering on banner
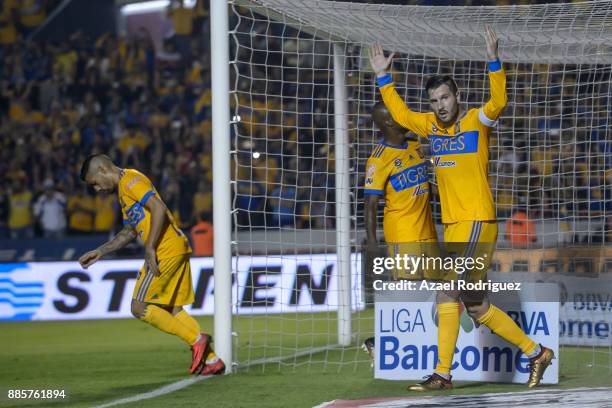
[374,295,559,384]
[494,270,612,347]
[572,293,612,311]
[0,255,364,321]
[539,274,612,347]
[561,288,612,346]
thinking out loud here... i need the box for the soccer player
[362,102,438,363]
[369,26,554,390]
[77,154,224,376]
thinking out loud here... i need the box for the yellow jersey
[168,7,193,35]
[94,195,116,232]
[118,169,191,260]
[364,141,437,243]
[68,195,94,232]
[8,191,33,229]
[378,63,507,224]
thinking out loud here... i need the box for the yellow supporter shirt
[18,110,45,126]
[378,62,507,224]
[192,191,212,217]
[68,195,95,232]
[118,131,149,155]
[94,195,116,232]
[55,50,78,78]
[20,0,45,27]
[118,169,191,260]
[0,0,17,45]
[364,141,436,243]
[8,191,33,229]
[9,103,25,122]
[168,7,193,35]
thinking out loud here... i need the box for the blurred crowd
[0,0,609,246]
[0,0,214,239]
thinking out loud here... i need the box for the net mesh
[229,0,611,373]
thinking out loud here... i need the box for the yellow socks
[205,350,219,363]
[478,304,539,356]
[175,310,202,335]
[434,302,460,377]
[433,303,539,378]
[141,305,199,346]
[175,310,218,362]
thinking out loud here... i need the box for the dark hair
[80,154,100,181]
[425,75,458,95]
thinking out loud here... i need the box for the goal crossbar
[239,0,612,64]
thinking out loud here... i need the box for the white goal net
[228,0,612,374]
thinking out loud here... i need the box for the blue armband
[488,59,502,72]
[376,74,393,87]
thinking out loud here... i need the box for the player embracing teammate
[367,26,554,390]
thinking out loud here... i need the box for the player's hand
[484,25,499,61]
[144,246,160,277]
[79,249,102,269]
[368,42,395,77]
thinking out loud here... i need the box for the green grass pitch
[1,311,610,408]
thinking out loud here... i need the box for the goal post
[220,0,612,374]
[333,42,352,347]
[211,0,233,373]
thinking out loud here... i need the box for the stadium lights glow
[121,0,196,16]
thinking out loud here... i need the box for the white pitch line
[315,387,612,408]
[93,376,210,408]
[93,345,338,408]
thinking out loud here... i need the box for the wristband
[376,73,393,87]
[488,59,502,72]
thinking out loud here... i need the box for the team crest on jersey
[394,158,402,168]
[432,124,439,133]
[366,164,376,177]
[125,202,146,227]
[365,177,373,185]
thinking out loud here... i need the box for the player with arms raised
[369,26,554,390]
[78,154,225,376]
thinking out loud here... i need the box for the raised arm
[79,224,137,268]
[480,26,508,127]
[369,43,428,137]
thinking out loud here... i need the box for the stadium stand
[0,0,609,250]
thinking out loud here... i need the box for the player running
[78,154,224,376]
[369,26,554,390]
[362,102,438,364]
